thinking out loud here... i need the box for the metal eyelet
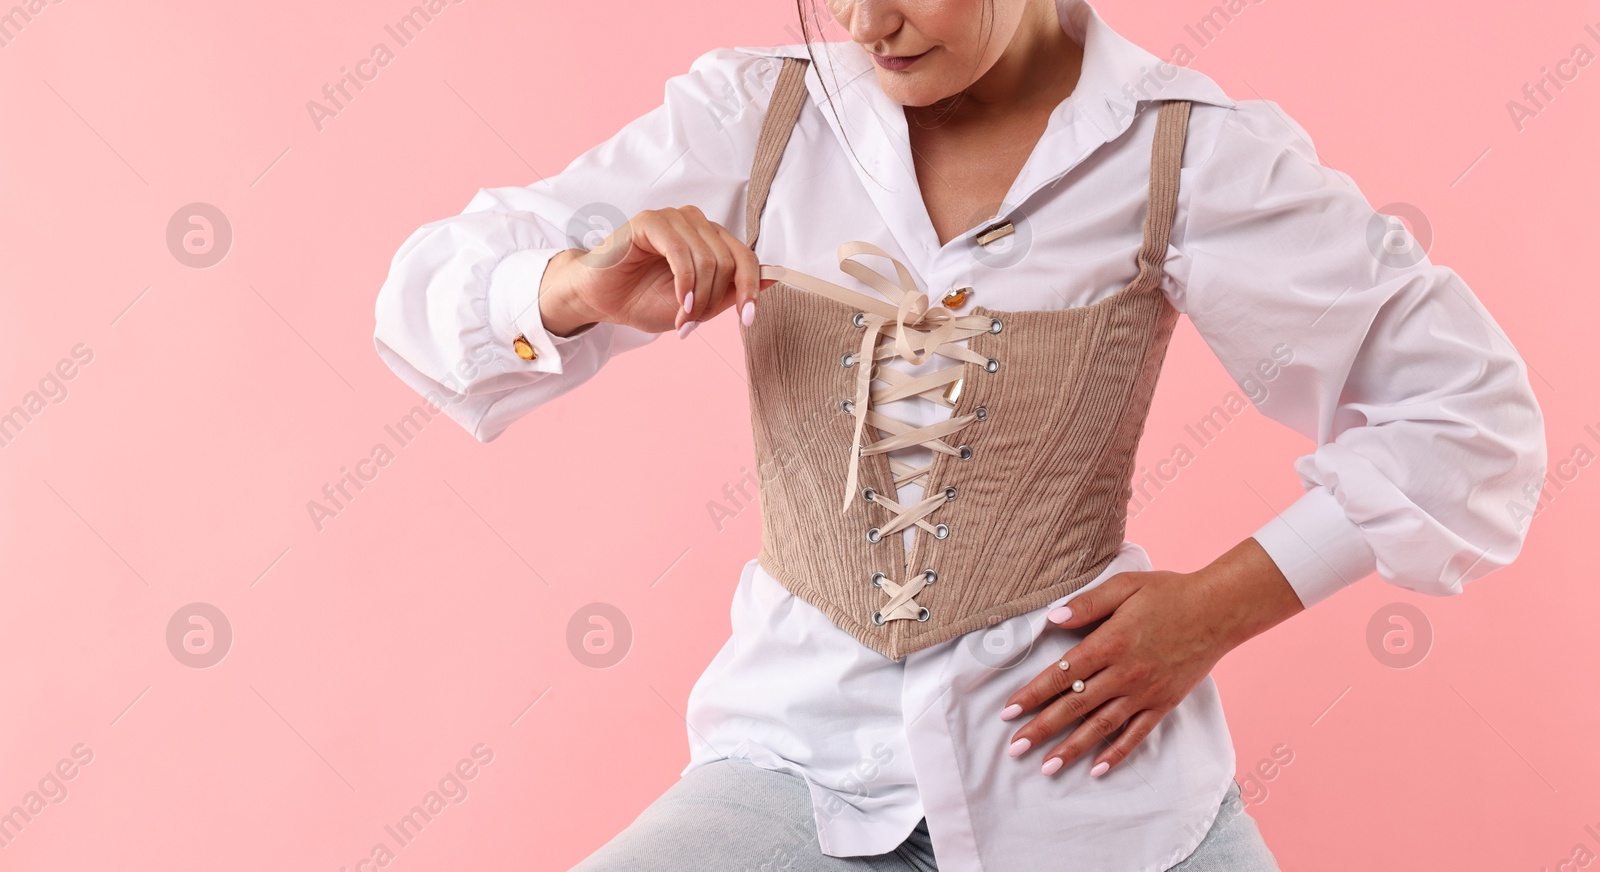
[989,318,1003,334]
[933,523,950,539]
[958,445,974,461]
[841,399,854,414]
[974,405,987,421]
[916,607,931,622]
[842,352,856,368]
[943,485,957,500]
[870,571,886,589]
[852,312,867,328]
[871,610,886,626]
[861,486,876,503]
[923,568,938,585]
[984,358,1000,373]
[866,527,882,543]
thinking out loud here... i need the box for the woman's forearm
[1198,537,1308,650]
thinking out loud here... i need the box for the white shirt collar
[734,0,1236,257]
[736,0,1234,139]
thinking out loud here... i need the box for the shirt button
[512,335,539,361]
[942,287,972,309]
[976,220,1014,247]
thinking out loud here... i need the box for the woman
[372,0,1546,868]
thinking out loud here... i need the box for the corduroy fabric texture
[739,56,1193,660]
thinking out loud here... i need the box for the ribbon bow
[759,242,993,514]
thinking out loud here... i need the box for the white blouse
[371,1,1547,869]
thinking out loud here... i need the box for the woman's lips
[872,49,930,71]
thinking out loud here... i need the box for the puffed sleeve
[372,46,786,442]
[1163,99,1548,608]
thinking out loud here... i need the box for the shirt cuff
[488,247,601,376]
[1249,485,1378,609]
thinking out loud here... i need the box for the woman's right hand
[540,206,776,338]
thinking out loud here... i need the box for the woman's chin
[876,76,961,109]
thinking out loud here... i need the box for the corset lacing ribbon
[759,241,1000,624]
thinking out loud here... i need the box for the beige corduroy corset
[737,57,1193,661]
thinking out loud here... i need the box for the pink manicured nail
[677,320,699,339]
[1000,704,1022,721]
[1008,738,1031,758]
[1089,761,1110,777]
[1047,605,1073,623]
[1041,757,1064,776]
[741,300,756,326]
[682,291,694,314]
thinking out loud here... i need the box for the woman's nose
[840,0,904,47]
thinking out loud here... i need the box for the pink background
[2,0,1596,869]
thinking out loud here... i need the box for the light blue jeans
[570,758,1281,871]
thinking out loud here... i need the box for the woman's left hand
[1000,537,1305,777]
